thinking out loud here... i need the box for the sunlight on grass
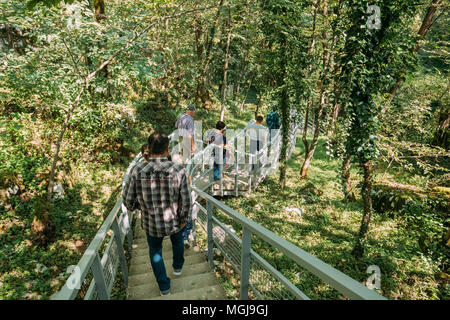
[214,133,447,300]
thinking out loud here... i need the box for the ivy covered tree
[259,0,311,188]
[337,0,420,257]
[0,0,199,243]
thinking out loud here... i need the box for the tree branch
[47,4,223,201]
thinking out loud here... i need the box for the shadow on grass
[134,99,179,135]
[216,134,414,298]
[0,184,100,299]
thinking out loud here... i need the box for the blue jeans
[145,227,185,292]
[213,153,227,181]
[183,220,194,241]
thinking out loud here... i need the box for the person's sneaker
[160,289,171,296]
[173,269,182,276]
[184,239,190,248]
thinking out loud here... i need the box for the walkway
[52,118,386,301]
[127,213,226,300]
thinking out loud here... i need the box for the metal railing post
[240,226,252,300]
[254,151,259,187]
[121,205,133,252]
[207,199,214,270]
[244,129,248,169]
[125,215,133,252]
[234,137,238,196]
[248,154,253,194]
[209,157,214,195]
[111,219,129,286]
[91,253,108,300]
[219,146,224,197]
[202,146,205,172]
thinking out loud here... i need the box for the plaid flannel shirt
[122,157,192,238]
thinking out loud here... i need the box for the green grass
[200,135,449,300]
[3,95,446,300]
[0,95,257,300]
[0,161,126,299]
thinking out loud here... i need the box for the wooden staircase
[127,215,227,300]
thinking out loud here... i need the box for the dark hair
[148,132,169,155]
[141,144,150,161]
[216,121,226,130]
[256,115,263,123]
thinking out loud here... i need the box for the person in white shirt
[247,115,267,170]
[175,105,196,165]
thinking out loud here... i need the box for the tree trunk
[93,0,106,23]
[302,103,310,153]
[220,6,232,121]
[326,59,342,137]
[300,98,324,178]
[93,0,109,95]
[279,32,289,188]
[239,81,252,114]
[416,0,442,44]
[193,0,203,61]
[327,102,340,137]
[381,0,442,114]
[233,2,251,100]
[352,160,374,258]
[299,0,329,178]
[341,152,356,201]
[196,0,225,106]
[39,9,198,243]
[279,85,289,188]
[254,93,262,118]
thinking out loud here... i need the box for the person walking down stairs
[122,132,192,296]
[175,104,196,165]
[206,121,229,182]
[247,115,267,171]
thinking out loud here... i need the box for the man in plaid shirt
[122,132,192,296]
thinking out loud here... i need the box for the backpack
[267,112,280,130]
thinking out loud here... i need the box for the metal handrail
[193,185,386,300]
[52,127,208,299]
[186,119,256,174]
[52,152,144,300]
[54,116,384,300]
[185,119,284,197]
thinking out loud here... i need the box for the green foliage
[402,199,448,254]
[26,0,76,10]
[1,0,448,300]
[216,138,448,299]
[338,0,420,162]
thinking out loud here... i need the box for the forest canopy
[0,0,448,300]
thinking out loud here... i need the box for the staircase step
[132,242,170,258]
[133,227,181,241]
[151,284,226,300]
[128,272,220,300]
[132,241,201,258]
[129,261,211,287]
[133,235,186,246]
[129,252,207,275]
